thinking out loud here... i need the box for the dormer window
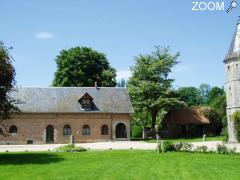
[78,93,93,111]
[82,99,91,110]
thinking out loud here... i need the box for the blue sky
[0,0,239,88]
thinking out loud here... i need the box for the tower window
[228,66,230,70]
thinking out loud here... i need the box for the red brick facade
[0,113,131,145]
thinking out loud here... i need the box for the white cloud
[35,32,55,39]
[116,70,132,81]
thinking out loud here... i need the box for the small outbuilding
[161,108,210,138]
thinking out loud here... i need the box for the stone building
[0,87,133,145]
[224,18,240,143]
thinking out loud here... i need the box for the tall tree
[128,47,183,129]
[53,47,117,87]
[0,42,18,135]
[177,87,203,106]
[207,87,225,105]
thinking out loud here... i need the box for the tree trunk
[151,110,158,130]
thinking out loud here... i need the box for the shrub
[232,112,240,142]
[131,125,142,138]
[196,145,208,153]
[55,144,87,152]
[174,142,193,152]
[181,142,193,152]
[174,142,183,151]
[216,144,228,154]
[161,141,174,152]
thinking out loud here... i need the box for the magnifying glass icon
[227,0,238,13]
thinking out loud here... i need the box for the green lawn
[144,136,225,143]
[0,150,240,180]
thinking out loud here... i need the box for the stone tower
[224,18,240,143]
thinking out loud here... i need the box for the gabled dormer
[78,93,94,111]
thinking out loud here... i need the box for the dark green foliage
[177,87,203,106]
[232,112,240,142]
[131,124,142,138]
[203,108,223,135]
[174,142,193,152]
[196,145,208,153]
[53,47,116,87]
[128,46,184,129]
[216,144,228,154]
[207,87,225,106]
[0,42,18,135]
[210,95,226,117]
[161,140,174,152]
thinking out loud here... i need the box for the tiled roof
[11,87,133,113]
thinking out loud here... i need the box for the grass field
[144,136,225,143]
[0,150,240,180]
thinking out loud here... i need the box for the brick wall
[0,113,131,145]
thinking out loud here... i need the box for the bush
[196,145,208,153]
[203,108,223,136]
[174,142,183,152]
[55,144,87,152]
[131,125,142,138]
[161,141,174,152]
[216,144,228,154]
[174,142,193,152]
[181,142,193,152]
[232,112,240,142]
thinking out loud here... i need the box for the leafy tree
[0,42,18,135]
[128,47,184,129]
[203,108,223,135]
[207,87,225,105]
[209,94,226,117]
[53,47,117,87]
[177,87,203,106]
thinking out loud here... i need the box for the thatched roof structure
[163,108,210,125]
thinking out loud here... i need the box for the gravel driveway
[0,141,240,152]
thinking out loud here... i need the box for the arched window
[9,125,17,133]
[63,124,71,136]
[101,125,108,135]
[82,125,90,135]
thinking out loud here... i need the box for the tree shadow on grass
[0,153,64,165]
